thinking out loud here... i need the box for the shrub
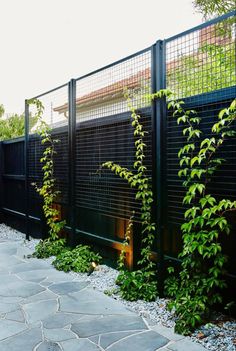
[52,245,102,273]
[33,238,66,258]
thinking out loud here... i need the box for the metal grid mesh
[165,13,236,263]
[74,51,151,223]
[166,15,236,99]
[28,86,69,218]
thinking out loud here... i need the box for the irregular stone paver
[0,327,42,351]
[167,339,208,351]
[0,302,19,313]
[60,288,135,315]
[0,243,18,255]
[0,278,45,298]
[43,328,77,342]
[0,255,23,268]
[24,299,58,323]
[16,269,73,283]
[5,309,25,322]
[151,325,184,341]
[61,339,101,351]
[107,330,169,351]
[23,290,58,304]
[11,260,52,273]
[71,314,147,337]
[0,319,28,340]
[0,240,208,351]
[43,312,84,329]
[49,281,89,295]
[36,341,62,351]
[99,331,141,349]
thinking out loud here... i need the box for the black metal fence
[0,11,235,295]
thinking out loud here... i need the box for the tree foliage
[193,0,235,18]
[0,105,38,141]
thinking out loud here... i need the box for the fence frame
[0,10,235,295]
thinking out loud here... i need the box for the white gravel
[0,223,235,351]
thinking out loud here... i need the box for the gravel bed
[0,223,235,351]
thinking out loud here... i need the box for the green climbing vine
[101,91,170,301]
[28,99,66,249]
[164,97,236,335]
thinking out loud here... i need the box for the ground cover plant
[52,244,102,273]
[164,97,236,335]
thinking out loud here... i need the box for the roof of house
[54,68,150,113]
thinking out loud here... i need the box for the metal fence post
[151,40,166,295]
[68,79,76,246]
[24,100,30,240]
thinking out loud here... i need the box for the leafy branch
[28,99,65,241]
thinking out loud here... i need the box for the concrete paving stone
[167,339,208,351]
[49,281,89,295]
[0,255,25,269]
[89,335,100,344]
[99,331,141,349]
[15,246,32,258]
[11,260,53,273]
[0,278,45,298]
[0,243,18,255]
[0,296,23,303]
[107,330,169,351]
[37,341,62,351]
[71,314,147,337]
[60,288,135,315]
[0,327,42,351]
[40,281,53,287]
[5,309,25,322]
[23,290,58,304]
[44,327,77,342]
[43,312,85,329]
[151,325,185,341]
[16,269,59,283]
[24,299,58,323]
[0,302,19,313]
[60,338,101,351]
[0,319,28,340]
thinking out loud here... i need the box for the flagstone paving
[0,239,208,351]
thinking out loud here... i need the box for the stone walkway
[0,239,208,351]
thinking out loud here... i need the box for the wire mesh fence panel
[164,13,236,264]
[27,85,69,220]
[74,50,152,241]
[166,14,236,100]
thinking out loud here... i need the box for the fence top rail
[26,11,235,101]
[75,46,152,82]
[27,82,69,101]
[165,10,236,43]
[2,136,25,144]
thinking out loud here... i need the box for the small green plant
[28,99,66,242]
[116,269,158,301]
[52,245,102,273]
[164,98,236,335]
[33,238,66,259]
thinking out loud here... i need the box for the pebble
[0,223,235,351]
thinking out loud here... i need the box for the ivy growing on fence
[28,99,66,245]
[164,97,236,335]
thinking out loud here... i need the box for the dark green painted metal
[68,79,76,246]
[24,100,30,240]
[151,40,166,295]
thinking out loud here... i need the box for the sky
[0,0,203,114]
